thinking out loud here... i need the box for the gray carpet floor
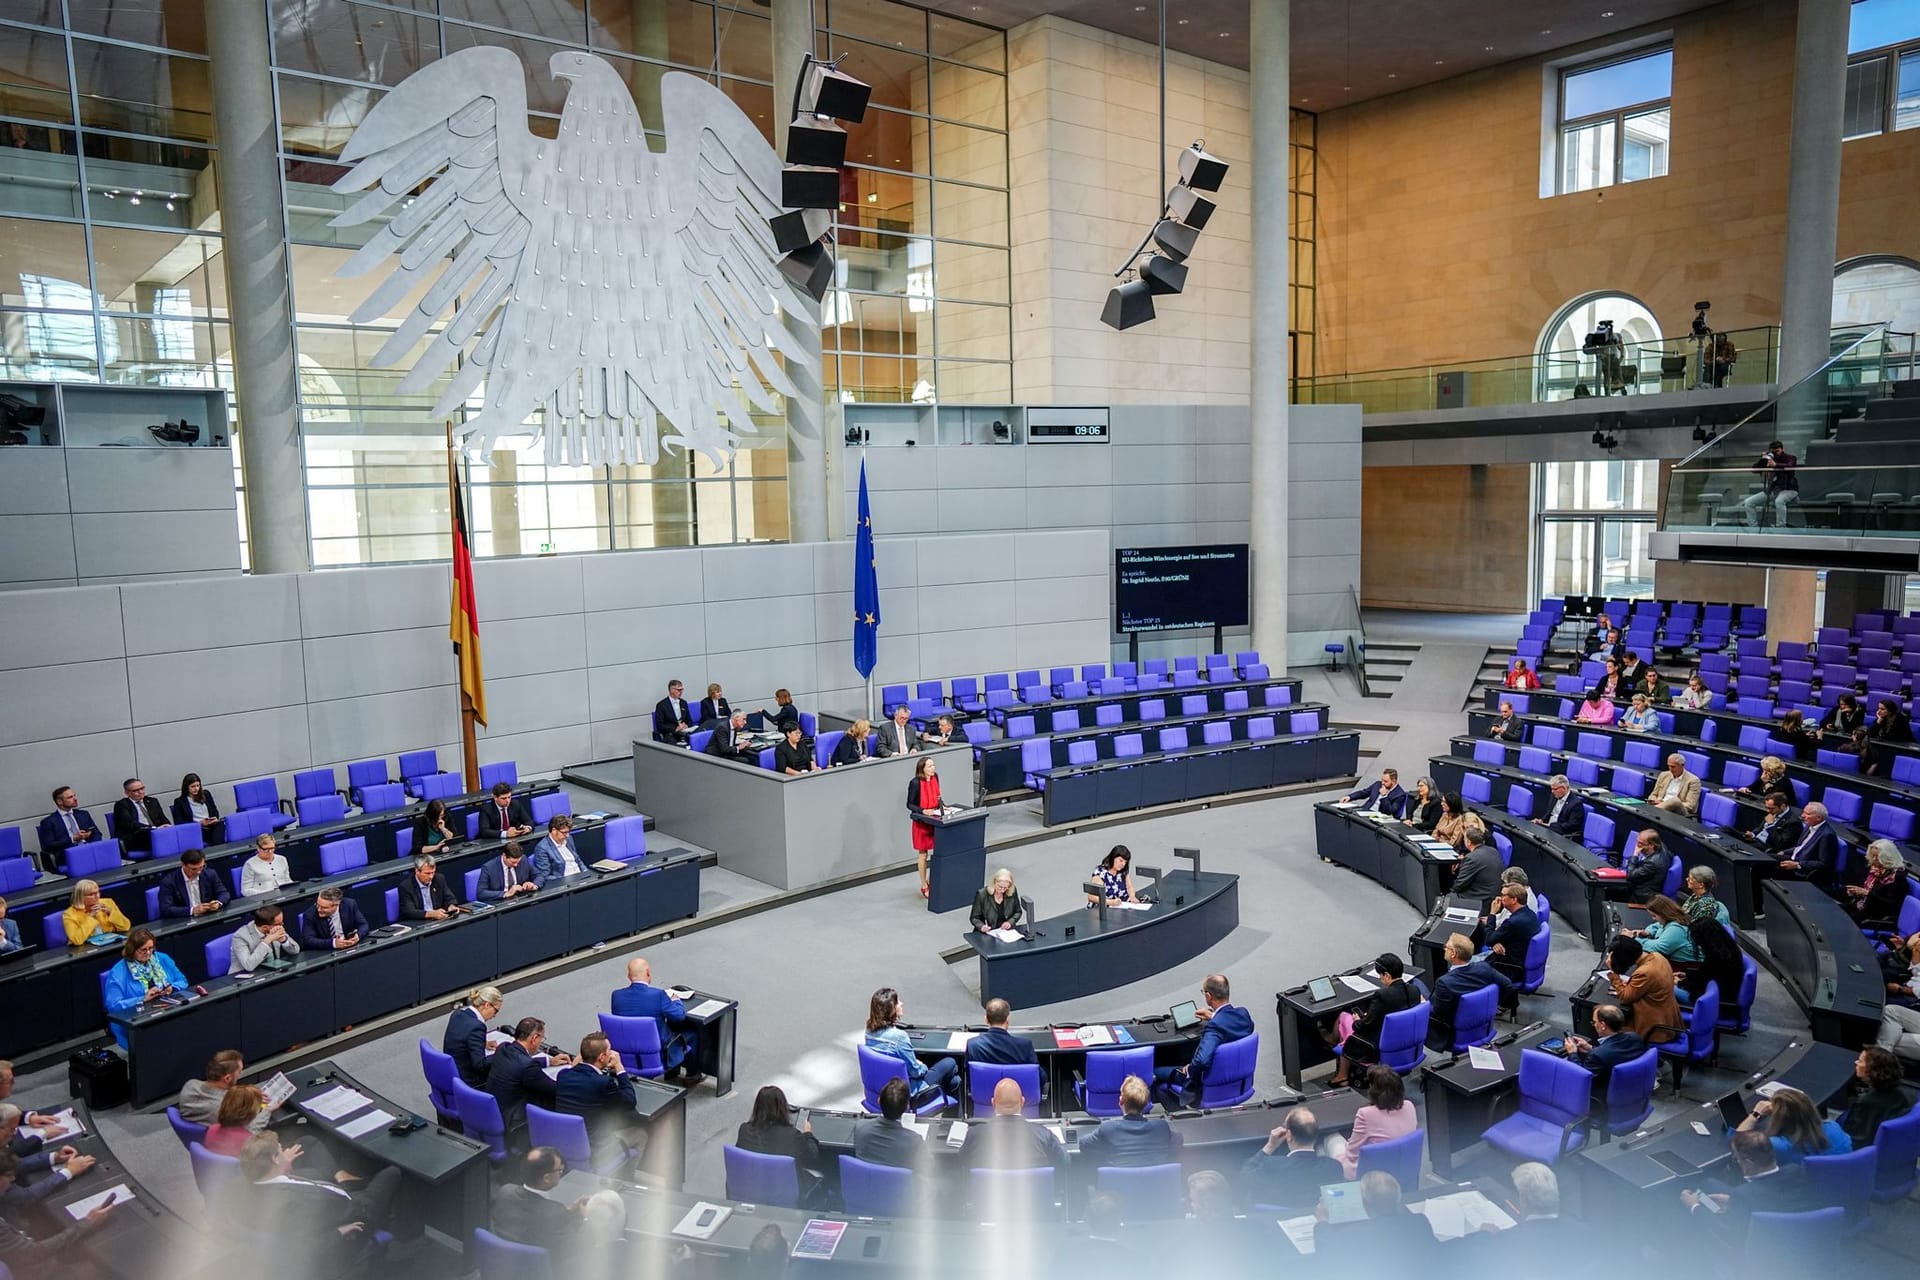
[0,644,1870,1246]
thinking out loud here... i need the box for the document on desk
[672,1202,732,1240]
[485,1030,515,1048]
[944,1032,976,1052]
[1336,974,1375,994]
[65,1185,132,1219]
[1277,1215,1318,1253]
[790,1219,848,1260]
[1443,908,1479,924]
[305,1085,373,1120]
[687,998,731,1019]
[337,1109,396,1139]
[1107,901,1152,911]
[985,926,1024,943]
[1467,1046,1505,1072]
[1076,1024,1115,1047]
[1412,1190,1516,1240]
[34,1108,84,1141]
[945,1121,968,1147]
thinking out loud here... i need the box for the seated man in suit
[1427,934,1514,1051]
[652,679,694,744]
[958,1078,1064,1172]
[478,782,534,840]
[874,705,920,758]
[852,1078,927,1172]
[232,1132,399,1263]
[1344,767,1407,817]
[485,1017,572,1140]
[759,688,802,735]
[773,723,814,775]
[1741,791,1803,855]
[696,682,731,729]
[1079,1074,1180,1168]
[157,848,231,919]
[704,711,756,762]
[552,1032,644,1168]
[1680,1129,1814,1235]
[1488,701,1523,742]
[921,715,964,748]
[1152,973,1253,1107]
[297,887,367,951]
[477,844,539,902]
[966,999,1038,1066]
[1450,828,1505,904]
[37,786,101,871]
[397,855,465,921]
[490,1147,624,1263]
[1241,1107,1338,1208]
[1624,828,1674,903]
[529,815,587,885]
[1648,754,1702,818]
[1533,774,1586,839]
[1313,1171,1437,1268]
[1484,882,1540,1006]
[111,778,170,856]
[1561,1004,1644,1096]
[609,956,702,1084]
[1779,802,1842,893]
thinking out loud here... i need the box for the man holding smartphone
[1679,1130,1814,1231]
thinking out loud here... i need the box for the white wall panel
[73,511,240,578]
[66,448,233,513]
[483,614,587,679]
[935,488,1025,532]
[584,605,706,669]
[1016,619,1108,667]
[0,515,78,584]
[121,574,302,656]
[306,687,457,766]
[1017,528,1107,577]
[589,715,653,761]
[128,641,306,726]
[937,447,1026,489]
[0,583,124,671]
[581,546,705,612]
[302,628,449,702]
[298,564,445,637]
[1015,574,1107,625]
[135,706,312,792]
[704,595,815,652]
[587,658,708,723]
[0,659,131,748]
[700,543,814,602]
[474,670,589,736]
[917,625,1019,680]
[470,724,594,778]
[473,555,583,620]
[0,729,136,828]
[0,450,68,514]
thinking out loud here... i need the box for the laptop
[1169,1000,1201,1031]
[1716,1092,1751,1132]
[0,943,35,966]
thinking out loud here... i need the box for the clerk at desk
[1152,973,1252,1107]
[774,723,814,775]
[969,869,1023,933]
[705,711,756,762]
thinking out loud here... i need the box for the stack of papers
[944,1032,976,1052]
[1278,1216,1318,1254]
[1108,901,1152,912]
[337,1109,397,1139]
[672,1202,732,1240]
[1336,974,1376,994]
[945,1121,968,1146]
[65,1185,132,1219]
[688,998,731,1019]
[305,1085,373,1121]
[985,927,1023,943]
[1076,1025,1115,1047]
[35,1109,84,1141]
[1467,1046,1505,1071]
[1411,1190,1516,1239]
[261,1072,296,1110]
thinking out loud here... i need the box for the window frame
[1555,47,1673,194]
[1845,40,1920,138]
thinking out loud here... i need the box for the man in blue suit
[1078,1075,1181,1167]
[297,887,368,951]
[1533,774,1586,839]
[552,1031,642,1168]
[36,786,101,872]
[965,999,1037,1066]
[1779,801,1842,894]
[1153,974,1253,1107]
[156,849,232,919]
[609,956,702,1085]
[476,845,539,902]
[1428,934,1514,1051]
[1344,768,1408,818]
[1562,1004,1644,1096]
[1485,882,1541,996]
[528,815,588,885]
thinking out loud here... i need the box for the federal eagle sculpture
[330,46,816,468]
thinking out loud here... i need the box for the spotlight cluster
[1102,141,1230,331]
[772,55,872,302]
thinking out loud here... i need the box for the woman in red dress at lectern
[907,756,941,898]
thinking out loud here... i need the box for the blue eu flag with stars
[853,457,881,679]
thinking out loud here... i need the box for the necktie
[422,883,433,910]
[1548,796,1565,823]
[64,811,78,837]
[135,803,150,828]
[186,877,200,910]
[506,862,517,889]
[329,911,343,940]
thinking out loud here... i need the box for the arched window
[1537,293,1662,400]
[1833,255,1920,336]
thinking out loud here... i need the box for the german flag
[448,441,487,727]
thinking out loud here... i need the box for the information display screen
[1115,544,1249,634]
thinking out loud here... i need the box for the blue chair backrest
[1052,708,1081,733]
[1223,689,1249,712]
[1581,812,1615,851]
[1180,694,1207,717]
[1517,1049,1591,1129]
[1449,984,1500,1050]
[1264,684,1293,707]
[293,768,337,802]
[1066,741,1098,767]
[529,791,571,825]
[725,1145,800,1207]
[1021,738,1052,776]
[597,1012,665,1077]
[152,823,204,860]
[346,758,389,798]
[475,1228,553,1280]
[1114,733,1145,759]
[1870,803,1917,843]
[857,1044,911,1111]
[1095,703,1123,727]
[526,1104,593,1168]
[1144,659,1168,676]
[1197,1033,1258,1107]
[222,810,273,843]
[1202,721,1232,746]
[840,1155,916,1218]
[985,673,1010,692]
[1461,774,1491,804]
[1100,677,1127,696]
[68,839,122,877]
[963,722,991,745]
[1746,1206,1846,1259]
[1095,1163,1184,1220]
[815,730,847,769]
[233,777,280,813]
[1507,785,1535,819]
[479,761,519,791]
[604,815,647,862]
[1159,727,1189,752]
[1700,792,1738,828]
[384,888,400,923]
[1354,1128,1423,1189]
[1532,725,1565,751]
[1290,711,1318,735]
[166,1106,208,1149]
[1611,767,1649,798]
[420,772,463,801]
[1665,983,1720,1061]
[1871,1108,1920,1196]
[1173,656,1198,671]
[1377,1004,1430,1074]
[298,793,348,826]
[1079,1046,1155,1117]
[399,749,440,784]
[1575,732,1613,760]
[1247,717,1276,741]
[1604,1048,1660,1133]
[359,783,407,814]
[916,680,945,703]
[1823,788,1863,824]
[1622,740,1661,769]
[968,1062,1042,1117]
[318,836,368,875]
[188,1141,241,1205]
[204,932,234,979]
[1138,699,1166,722]
[881,684,908,712]
[1049,667,1075,688]
[0,858,32,894]
[1007,715,1036,739]
[450,1079,506,1159]
[1803,1148,1876,1227]
[1473,740,1506,765]
[1520,921,1551,990]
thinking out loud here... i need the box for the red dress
[911,776,941,853]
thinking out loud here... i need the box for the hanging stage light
[1139,254,1188,295]
[1167,184,1215,231]
[1177,142,1229,192]
[1151,218,1199,262]
[1100,137,1231,330]
[1101,278,1156,330]
[770,207,833,255]
[771,54,872,301]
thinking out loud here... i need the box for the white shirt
[188,799,210,821]
[185,875,201,910]
[265,1174,349,1199]
[241,854,291,897]
[551,839,582,876]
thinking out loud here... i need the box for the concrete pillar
[1247,0,1291,658]
[1765,568,1819,650]
[773,0,829,546]
[1777,0,1849,394]
[203,0,310,573]
[1822,570,1903,628]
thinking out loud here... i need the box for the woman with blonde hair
[831,718,872,767]
[970,868,1023,933]
[62,879,130,945]
[1738,1086,1851,1164]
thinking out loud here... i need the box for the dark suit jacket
[485,1040,557,1130]
[1314,1211,1438,1269]
[1625,848,1673,902]
[704,724,755,761]
[1570,1030,1645,1093]
[852,1116,927,1170]
[475,856,534,901]
[551,1063,637,1144]
[652,696,693,742]
[1187,1003,1254,1086]
[444,1006,490,1087]
[610,981,691,1068]
[958,1114,1064,1171]
[1541,792,1586,838]
[1620,661,1647,687]
[696,696,731,727]
[1350,979,1422,1045]
[1430,961,1513,1047]
[1784,823,1841,890]
[238,1177,369,1255]
[966,1027,1038,1066]
[1450,846,1504,902]
[1345,781,1408,818]
[477,798,532,839]
[1489,717,1523,741]
[36,807,101,864]
[169,793,222,827]
[830,733,868,766]
[156,867,232,918]
[763,701,801,733]
[1713,1165,1815,1231]
[1079,1114,1181,1167]
[1487,905,1540,967]
[111,796,169,852]
[1751,813,1803,853]
[1241,1147,1339,1208]
[297,898,369,950]
[736,1120,826,1175]
[775,740,813,773]
[1404,796,1442,831]
[397,873,461,920]
[490,1182,576,1254]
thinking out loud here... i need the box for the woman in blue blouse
[1738,1086,1852,1163]
[102,927,189,1050]
[1625,895,1701,964]
[863,986,959,1107]
[1086,845,1140,906]
[1619,693,1659,733]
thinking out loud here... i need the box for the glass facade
[1536,459,1660,601]
[1556,48,1671,195]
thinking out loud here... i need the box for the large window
[1845,0,1920,138]
[1537,460,1660,601]
[1556,48,1672,194]
[1536,293,1663,400]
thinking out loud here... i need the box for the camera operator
[1741,440,1797,528]
[1710,332,1737,387]
[1584,321,1627,395]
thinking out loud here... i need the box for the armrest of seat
[278,799,295,817]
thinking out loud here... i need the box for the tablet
[1169,1000,1200,1030]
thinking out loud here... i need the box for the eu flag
[853,457,881,679]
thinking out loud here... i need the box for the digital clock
[1027,421,1110,441]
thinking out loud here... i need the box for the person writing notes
[830,719,872,766]
[906,756,942,897]
[1087,845,1141,905]
[970,869,1022,933]
[876,705,919,758]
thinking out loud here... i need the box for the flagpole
[449,421,480,793]
[863,443,874,722]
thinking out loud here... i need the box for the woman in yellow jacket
[63,879,130,945]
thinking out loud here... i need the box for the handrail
[1672,323,1893,469]
[1347,584,1370,698]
